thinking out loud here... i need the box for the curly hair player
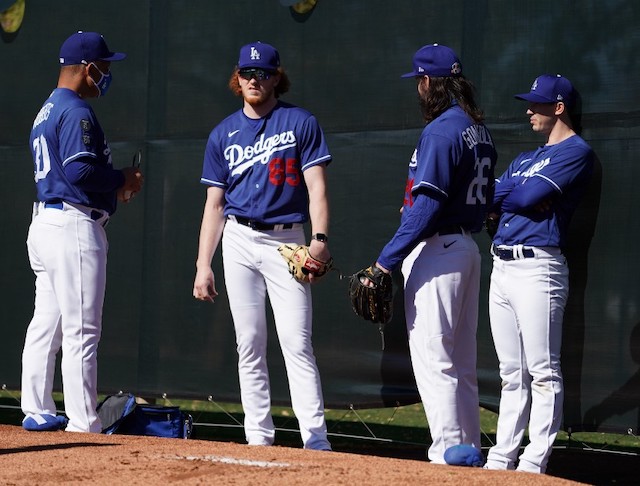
[193,41,332,450]
[351,44,497,464]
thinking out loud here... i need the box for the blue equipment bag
[96,393,192,439]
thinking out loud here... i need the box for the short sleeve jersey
[30,88,118,214]
[200,101,331,224]
[402,104,497,233]
[493,135,594,248]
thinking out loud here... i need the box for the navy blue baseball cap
[237,41,280,71]
[515,74,575,106]
[401,43,462,78]
[59,31,126,66]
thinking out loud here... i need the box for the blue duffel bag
[96,392,192,439]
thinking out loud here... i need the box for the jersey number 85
[268,158,300,187]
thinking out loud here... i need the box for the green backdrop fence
[1,0,639,435]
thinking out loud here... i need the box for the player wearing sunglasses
[193,41,332,451]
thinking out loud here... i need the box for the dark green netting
[1,1,639,434]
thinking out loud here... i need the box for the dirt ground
[1,424,626,486]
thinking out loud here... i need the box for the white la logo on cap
[250,47,260,60]
[531,79,539,91]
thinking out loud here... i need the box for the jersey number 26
[466,156,492,205]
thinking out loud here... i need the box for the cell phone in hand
[132,149,142,168]
[124,149,143,202]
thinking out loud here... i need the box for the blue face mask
[89,63,113,97]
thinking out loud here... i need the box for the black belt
[233,216,294,231]
[438,225,464,236]
[491,244,535,260]
[44,201,106,223]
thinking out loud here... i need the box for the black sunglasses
[238,68,275,81]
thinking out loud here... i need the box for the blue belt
[44,201,106,223]
[491,244,535,260]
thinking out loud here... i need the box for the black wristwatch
[311,233,328,243]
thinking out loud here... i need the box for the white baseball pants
[22,203,108,433]
[221,219,330,450]
[486,248,568,473]
[401,231,481,464]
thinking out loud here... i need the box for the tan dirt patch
[0,425,586,485]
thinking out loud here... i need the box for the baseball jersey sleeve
[64,160,124,193]
[377,193,443,271]
[491,176,523,212]
[58,107,101,166]
[531,144,594,193]
[411,133,457,200]
[497,141,594,212]
[298,115,331,171]
[492,136,594,247]
[201,127,230,188]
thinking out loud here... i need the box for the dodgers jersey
[377,103,497,271]
[402,104,497,231]
[492,135,594,248]
[30,88,119,214]
[200,101,331,224]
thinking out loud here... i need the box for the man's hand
[193,267,218,302]
[348,262,393,324]
[118,166,144,202]
[308,239,331,283]
[485,212,500,238]
[359,262,390,287]
[278,243,333,283]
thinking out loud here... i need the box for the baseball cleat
[22,414,68,431]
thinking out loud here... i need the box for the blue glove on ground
[444,444,485,467]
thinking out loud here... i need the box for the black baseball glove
[348,264,393,324]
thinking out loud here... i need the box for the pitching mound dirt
[0,424,586,485]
